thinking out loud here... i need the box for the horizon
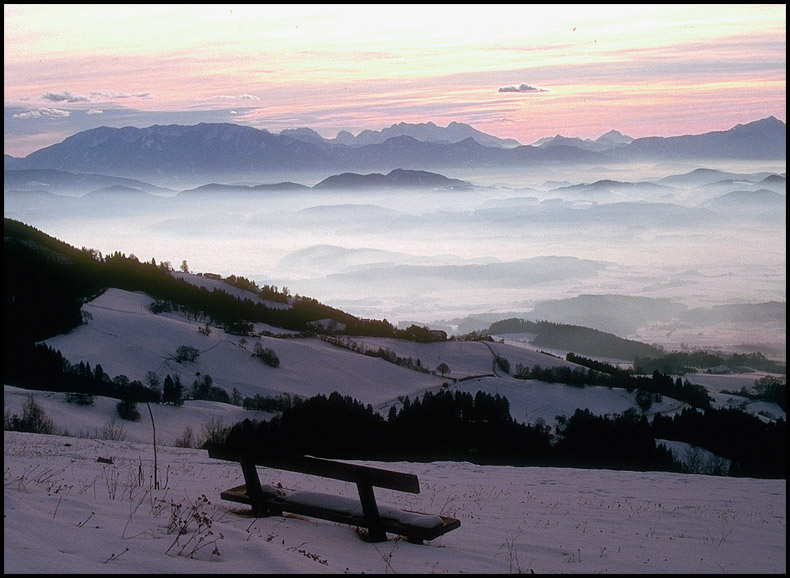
[4,4,786,157]
[4,114,787,160]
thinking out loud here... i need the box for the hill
[4,219,785,482]
[3,168,174,196]
[177,181,310,197]
[704,188,785,208]
[313,168,472,190]
[526,295,689,336]
[486,317,663,360]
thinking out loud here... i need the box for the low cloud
[12,108,70,119]
[86,109,104,115]
[43,90,89,103]
[498,83,549,93]
[90,91,153,100]
[212,93,260,100]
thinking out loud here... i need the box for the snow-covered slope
[38,287,786,428]
[3,431,785,573]
[44,288,446,406]
[5,284,786,573]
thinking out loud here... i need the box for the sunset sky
[4,4,786,157]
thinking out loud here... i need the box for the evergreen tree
[173,374,184,406]
[162,375,175,404]
[116,398,141,421]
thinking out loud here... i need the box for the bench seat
[220,483,461,542]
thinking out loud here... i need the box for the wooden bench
[206,445,460,543]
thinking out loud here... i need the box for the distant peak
[596,129,633,144]
[734,116,785,129]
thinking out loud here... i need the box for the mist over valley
[4,118,786,356]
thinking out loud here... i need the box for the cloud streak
[2,5,784,155]
[12,108,71,119]
[42,89,155,104]
[43,90,89,103]
[498,83,550,94]
[211,93,260,101]
[90,91,153,100]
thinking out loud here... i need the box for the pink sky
[4,4,786,157]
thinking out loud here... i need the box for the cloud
[12,108,71,119]
[498,83,550,93]
[211,94,260,100]
[42,90,89,103]
[86,109,104,115]
[90,91,153,100]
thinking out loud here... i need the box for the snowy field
[4,431,785,574]
[5,281,786,573]
[39,286,786,429]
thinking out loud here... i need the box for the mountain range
[283,120,523,148]
[4,117,784,185]
[531,129,634,152]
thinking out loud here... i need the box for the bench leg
[240,456,269,517]
[356,481,387,542]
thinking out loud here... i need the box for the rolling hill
[5,218,784,437]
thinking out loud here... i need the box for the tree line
[218,389,784,478]
[3,342,237,410]
[7,340,783,477]
[513,353,713,409]
[4,218,446,360]
[635,350,786,375]
[486,318,663,359]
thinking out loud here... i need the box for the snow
[40,288,786,425]
[4,432,785,573]
[4,285,786,573]
[278,490,446,530]
[3,385,274,448]
[45,288,445,405]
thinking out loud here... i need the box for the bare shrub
[165,494,224,559]
[252,342,280,367]
[96,417,127,441]
[4,396,56,434]
[174,426,196,448]
[174,345,200,363]
[200,417,230,447]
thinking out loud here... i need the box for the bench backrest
[207,445,420,494]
